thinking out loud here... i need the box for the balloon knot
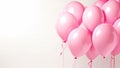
[103,56,106,59]
[60,52,62,56]
[74,57,77,59]
[90,60,92,63]
[62,40,66,43]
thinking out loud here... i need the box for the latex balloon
[64,1,84,25]
[119,11,120,18]
[94,1,106,23]
[83,5,103,32]
[86,45,99,60]
[92,24,118,57]
[102,0,120,24]
[94,0,106,23]
[112,19,120,56]
[67,27,92,57]
[94,0,106,8]
[116,0,120,3]
[56,12,77,42]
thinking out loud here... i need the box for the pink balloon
[67,27,92,57]
[102,0,120,24]
[56,12,77,42]
[83,5,103,32]
[94,0,106,8]
[119,12,120,18]
[116,0,120,3]
[94,1,106,23]
[86,45,99,60]
[96,0,120,22]
[64,1,84,25]
[92,24,118,57]
[112,19,120,56]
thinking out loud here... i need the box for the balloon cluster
[56,0,120,61]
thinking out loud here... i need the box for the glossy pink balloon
[116,0,120,3]
[94,0,106,23]
[86,45,99,60]
[64,1,84,25]
[92,24,118,57]
[112,19,120,56]
[119,12,120,18]
[67,27,92,57]
[56,12,77,42]
[102,0,120,24]
[83,5,103,32]
[94,0,106,8]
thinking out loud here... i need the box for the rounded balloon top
[102,0,120,24]
[64,1,85,26]
[92,24,118,57]
[83,5,103,32]
[56,12,77,42]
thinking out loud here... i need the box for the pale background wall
[0,0,120,68]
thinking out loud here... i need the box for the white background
[0,0,120,68]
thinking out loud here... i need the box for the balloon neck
[90,60,92,63]
[60,52,62,55]
[88,60,93,64]
[62,40,66,43]
[88,60,93,68]
[74,57,77,59]
[103,56,106,59]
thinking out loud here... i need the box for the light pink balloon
[56,12,77,42]
[86,45,99,60]
[116,0,120,3]
[119,11,120,18]
[102,0,120,24]
[94,0,106,8]
[112,19,120,56]
[92,24,118,57]
[83,5,103,32]
[94,0,106,23]
[64,1,84,25]
[67,27,92,57]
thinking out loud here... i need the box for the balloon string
[60,42,68,55]
[110,55,112,68]
[110,55,116,68]
[73,57,77,68]
[88,60,92,68]
[113,56,115,68]
[60,41,68,68]
[62,50,64,68]
[60,42,64,68]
